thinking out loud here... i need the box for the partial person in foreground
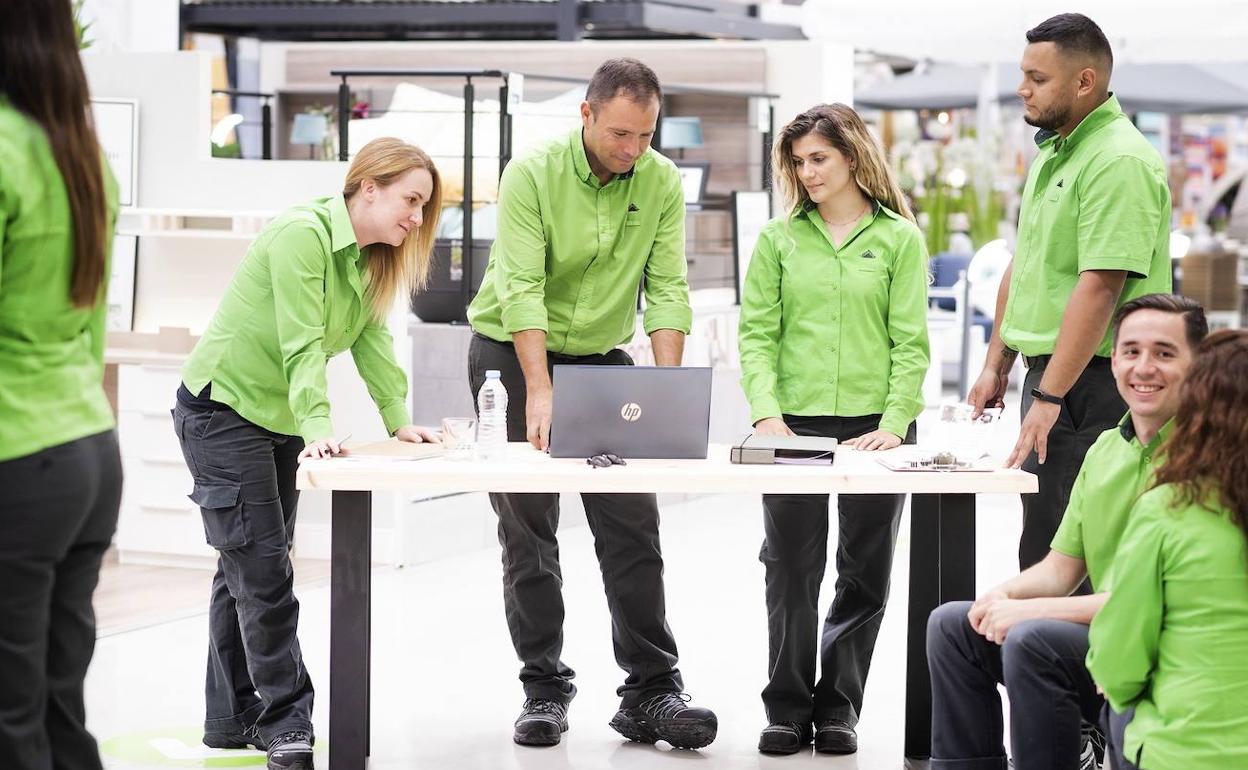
[927,294,1207,770]
[738,103,929,756]
[173,137,442,770]
[0,3,121,769]
[1088,329,1248,770]
[465,57,717,750]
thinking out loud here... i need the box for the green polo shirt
[1000,94,1172,358]
[1088,483,1248,770]
[738,201,930,438]
[467,128,692,355]
[182,195,410,443]
[1049,414,1171,590]
[0,100,118,463]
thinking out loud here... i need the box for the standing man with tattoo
[968,13,1172,573]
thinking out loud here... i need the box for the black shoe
[203,727,267,751]
[609,691,718,750]
[758,721,813,755]
[814,719,857,754]
[513,698,570,746]
[266,730,314,770]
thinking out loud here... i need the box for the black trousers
[172,399,312,742]
[760,413,916,726]
[1102,706,1140,770]
[0,430,121,770]
[926,601,1103,770]
[1018,358,1125,571]
[467,333,682,707]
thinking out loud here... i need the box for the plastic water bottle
[476,369,509,460]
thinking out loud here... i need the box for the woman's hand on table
[298,437,345,462]
[754,417,795,437]
[395,425,441,444]
[843,430,902,451]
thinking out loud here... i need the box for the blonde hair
[343,137,443,321]
[772,103,914,224]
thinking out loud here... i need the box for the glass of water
[441,417,477,460]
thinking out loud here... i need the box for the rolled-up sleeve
[738,229,784,423]
[879,227,931,438]
[1077,156,1169,276]
[495,162,551,335]
[350,316,411,435]
[268,223,334,443]
[641,169,692,335]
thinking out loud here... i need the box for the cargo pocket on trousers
[189,481,249,549]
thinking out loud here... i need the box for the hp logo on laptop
[620,402,642,422]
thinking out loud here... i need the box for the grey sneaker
[266,730,313,770]
[609,691,717,750]
[203,725,267,751]
[513,698,570,746]
[1079,724,1106,770]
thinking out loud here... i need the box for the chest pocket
[1046,182,1067,203]
[624,211,642,228]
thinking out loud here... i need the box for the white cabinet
[114,362,217,568]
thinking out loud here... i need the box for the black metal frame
[211,89,276,159]
[181,0,805,42]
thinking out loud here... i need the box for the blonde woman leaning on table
[1087,330,1248,770]
[738,103,930,757]
[172,138,442,770]
[0,5,120,769]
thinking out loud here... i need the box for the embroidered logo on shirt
[628,203,640,212]
[861,250,877,259]
[1056,179,1064,188]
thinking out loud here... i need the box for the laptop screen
[548,365,713,459]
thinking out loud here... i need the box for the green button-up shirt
[467,128,692,355]
[182,195,410,443]
[0,100,118,463]
[1049,414,1171,591]
[1000,94,1172,358]
[738,202,930,438]
[1087,483,1248,770]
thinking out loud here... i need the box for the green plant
[72,0,93,50]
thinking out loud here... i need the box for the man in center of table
[465,57,717,750]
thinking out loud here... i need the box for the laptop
[549,365,713,459]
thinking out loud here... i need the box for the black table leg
[905,493,976,759]
[330,490,372,769]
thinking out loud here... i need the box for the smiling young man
[966,14,1172,577]
[465,58,717,750]
[927,294,1207,770]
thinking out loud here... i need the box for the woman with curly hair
[1087,329,1248,769]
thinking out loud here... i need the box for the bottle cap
[485,369,501,378]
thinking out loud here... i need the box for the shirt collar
[1117,412,1174,451]
[800,197,888,220]
[1033,92,1123,150]
[329,194,360,256]
[569,128,636,187]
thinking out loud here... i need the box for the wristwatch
[1030,387,1065,406]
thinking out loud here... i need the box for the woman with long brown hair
[738,103,930,755]
[0,2,121,769]
[173,137,442,770]
[1087,329,1248,770]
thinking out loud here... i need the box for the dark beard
[1023,103,1072,132]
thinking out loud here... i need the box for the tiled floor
[86,407,1027,769]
